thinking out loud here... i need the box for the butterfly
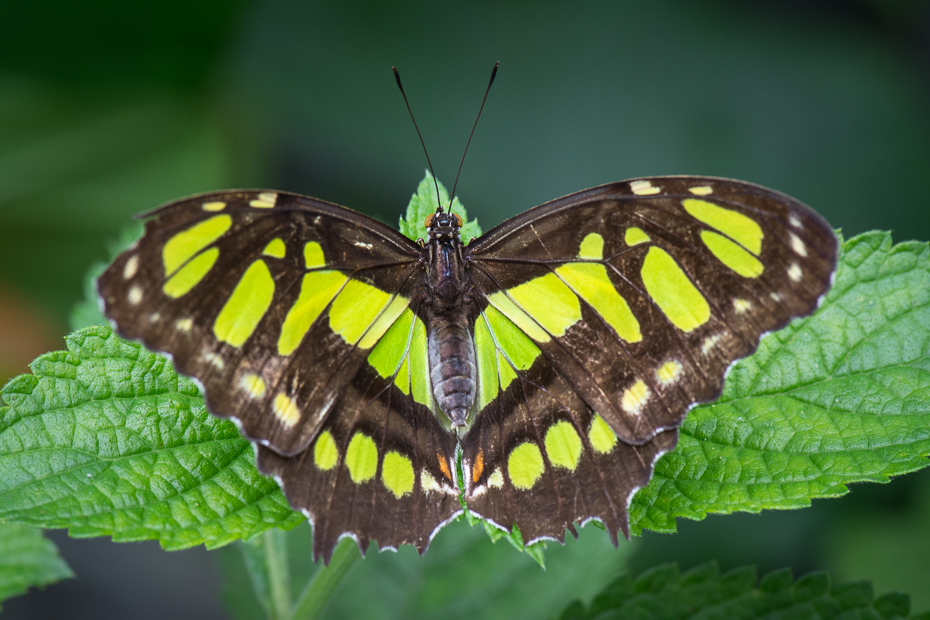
[96,175,837,562]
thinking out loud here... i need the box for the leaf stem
[288,538,359,620]
[265,529,292,620]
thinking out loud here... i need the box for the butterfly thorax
[424,213,477,430]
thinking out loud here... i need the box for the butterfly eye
[452,214,463,226]
[424,214,435,228]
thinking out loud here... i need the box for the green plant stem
[288,538,359,620]
[265,529,292,620]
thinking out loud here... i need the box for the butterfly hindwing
[257,340,460,562]
[462,304,677,543]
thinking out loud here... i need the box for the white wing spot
[702,334,721,355]
[788,213,803,229]
[272,393,300,427]
[420,470,457,495]
[176,318,193,332]
[734,298,752,314]
[353,241,373,250]
[123,255,139,279]
[788,263,803,282]
[250,192,278,208]
[630,180,661,195]
[149,312,161,322]
[788,233,808,257]
[128,286,143,305]
[770,292,782,302]
[239,374,267,399]
[488,468,504,489]
[204,351,225,370]
[421,470,441,493]
[202,201,226,212]
[469,485,487,498]
[688,185,713,196]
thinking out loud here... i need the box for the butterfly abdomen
[427,310,477,428]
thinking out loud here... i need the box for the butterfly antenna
[449,61,499,214]
[393,67,444,213]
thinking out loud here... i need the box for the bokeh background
[2,1,929,618]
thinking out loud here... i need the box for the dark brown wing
[97,189,424,456]
[461,317,676,544]
[258,358,461,563]
[97,190,464,560]
[466,176,837,448]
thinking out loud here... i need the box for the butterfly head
[425,212,463,242]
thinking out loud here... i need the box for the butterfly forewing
[98,190,426,456]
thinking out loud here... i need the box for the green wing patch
[367,308,433,408]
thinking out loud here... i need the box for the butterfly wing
[462,303,677,545]
[258,302,461,562]
[462,176,837,542]
[97,190,461,560]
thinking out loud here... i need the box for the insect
[96,70,838,563]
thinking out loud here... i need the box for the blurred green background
[1,0,929,617]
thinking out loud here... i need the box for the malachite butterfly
[97,174,837,562]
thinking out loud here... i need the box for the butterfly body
[97,176,837,562]
[423,212,479,428]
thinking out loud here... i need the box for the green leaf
[631,231,930,534]
[0,325,304,550]
[0,523,72,610]
[479,521,547,568]
[559,561,921,620]
[397,171,481,243]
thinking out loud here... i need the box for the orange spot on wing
[438,453,452,481]
[472,450,484,483]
